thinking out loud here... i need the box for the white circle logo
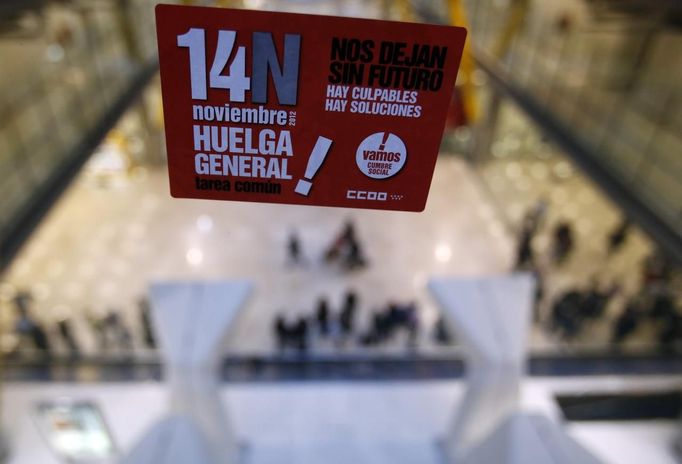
[355,132,407,179]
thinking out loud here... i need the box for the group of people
[551,278,682,351]
[287,220,368,271]
[273,291,358,352]
[516,198,681,351]
[611,251,679,349]
[610,284,681,350]
[272,291,425,353]
[550,280,619,340]
[515,198,578,269]
[358,301,419,347]
[547,251,681,350]
[516,200,636,271]
[10,292,155,358]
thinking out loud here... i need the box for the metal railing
[0,0,163,269]
[458,0,682,262]
[4,349,682,383]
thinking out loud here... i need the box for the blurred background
[0,0,681,463]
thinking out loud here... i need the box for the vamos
[362,150,401,162]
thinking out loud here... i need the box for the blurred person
[405,302,419,348]
[648,288,677,322]
[13,292,51,354]
[551,289,582,340]
[433,315,453,345]
[344,238,367,270]
[515,199,548,269]
[325,220,360,264]
[273,313,311,353]
[607,219,630,255]
[287,230,303,265]
[527,197,549,232]
[86,308,108,351]
[293,316,309,353]
[339,290,358,337]
[340,220,356,246]
[324,238,342,263]
[325,221,353,263]
[532,267,545,322]
[359,327,377,346]
[138,297,156,349]
[315,297,330,336]
[582,280,619,320]
[369,309,390,344]
[515,220,535,270]
[641,251,674,287]
[657,312,682,353]
[274,314,288,351]
[57,318,80,356]
[323,219,368,271]
[366,302,413,346]
[611,299,641,345]
[387,302,406,329]
[555,12,574,34]
[551,221,574,264]
[103,310,133,352]
[359,309,379,346]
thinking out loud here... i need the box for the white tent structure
[123,280,251,464]
[461,413,602,464]
[429,274,602,464]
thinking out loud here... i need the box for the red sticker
[155,5,466,212]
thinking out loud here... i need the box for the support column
[428,273,534,461]
[471,90,501,165]
[123,280,251,464]
[461,413,603,464]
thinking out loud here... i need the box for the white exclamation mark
[295,136,333,196]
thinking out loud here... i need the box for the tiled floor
[0,155,515,356]
[0,131,664,356]
[476,101,661,350]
